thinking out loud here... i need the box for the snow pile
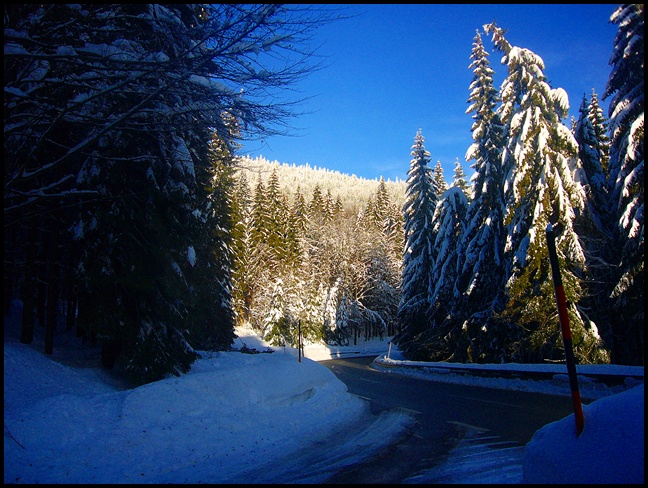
[3,334,412,484]
[524,383,644,484]
[4,317,643,484]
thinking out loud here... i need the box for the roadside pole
[546,223,584,436]
[298,320,302,363]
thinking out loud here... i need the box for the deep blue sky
[240,4,619,183]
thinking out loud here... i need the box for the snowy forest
[4,4,644,385]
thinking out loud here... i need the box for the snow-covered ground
[4,307,644,484]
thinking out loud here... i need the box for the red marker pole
[298,320,302,363]
[546,224,584,436]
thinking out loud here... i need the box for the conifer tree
[188,131,237,351]
[334,195,344,217]
[484,22,608,363]
[264,169,291,266]
[292,186,309,233]
[309,184,325,220]
[602,4,644,364]
[278,191,302,268]
[571,92,617,354]
[291,186,309,261]
[374,178,393,222]
[231,171,256,326]
[396,130,440,358]
[455,30,508,362]
[423,187,468,360]
[452,158,471,199]
[361,178,391,232]
[574,93,611,237]
[588,89,611,178]
[323,189,336,222]
[251,175,271,244]
[360,180,402,337]
[433,161,448,197]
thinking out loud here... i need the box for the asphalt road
[320,356,580,483]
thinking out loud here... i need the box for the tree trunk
[20,223,38,344]
[44,229,60,355]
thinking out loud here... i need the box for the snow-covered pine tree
[422,186,468,360]
[396,130,441,359]
[363,236,400,338]
[574,93,612,238]
[252,175,271,243]
[309,184,325,220]
[572,92,617,354]
[484,22,609,363]
[452,158,471,200]
[264,168,299,268]
[455,30,508,362]
[602,4,644,365]
[292,185,309,236]
[323,189,336,222]
[433,161,448,197]
[261,277,294,346]
[187,129,238,352]
[359,179,402,337]
[231,171,256,326]
[588,89,611,179]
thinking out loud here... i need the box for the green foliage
[122,322,200,386]
[229,158,403,346]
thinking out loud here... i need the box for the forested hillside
[236,155,407,214]
[228,156,408,346]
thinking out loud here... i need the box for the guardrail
[373,356,644,388]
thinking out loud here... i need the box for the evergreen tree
[249,173,276,278]
[334,195,344,217]
[574,93,611,236]
[309,184,326,221]
[292,185,309,235]
[423,187,468,360]
[396,130,440,358]
[374,178,393,223]
[278,191,302,268]
[188,130,237,351]
[360,180,402,337]
[452,158,471,199]
[484,22,608,363]
[251,175,271,242]
[433,161,448,197]
[361,178,393,233]
[323,189,336,223]
[602,4,644,365]
[588,89,611,178]
[264,169,296,267]
[289,186,311,286]
[231,170,256,326]
[455,30,508,362]
[572,93,617,355]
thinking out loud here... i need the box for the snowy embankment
[3,314,643,484]
[3,336,413,484]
